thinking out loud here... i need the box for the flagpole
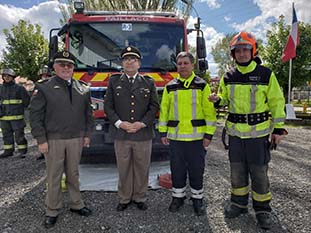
[288,58,292,104]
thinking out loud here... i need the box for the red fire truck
[48,1,208,158]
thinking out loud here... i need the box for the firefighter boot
[256,212,272,230]
[224,204,248,218]
[0,150,14,158]
[192,198,205,216]
[168,197,185,212]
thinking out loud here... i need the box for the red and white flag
[282,3,300,63]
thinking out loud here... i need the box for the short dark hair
[176,52,195,64]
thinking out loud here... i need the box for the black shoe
[70,207,92,216]
[168,197,185,212]
[116,203,129,211]
[192,198,206,216]
[224,204,248,218]
[44,216,57,229]
[37,154,45,160]
[0,151,13,158]
[133,201,148,211]
[256,212,272,230]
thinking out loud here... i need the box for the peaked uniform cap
[53,51,76,64]
[120,46,141,59]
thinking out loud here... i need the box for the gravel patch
[0,125,310,233]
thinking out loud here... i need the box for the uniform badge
[63,51,69,57]
[116,86,122,89]
[54,85,60,89]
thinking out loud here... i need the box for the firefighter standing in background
[0,68,30,159]
[104,46,159,212]
[159,52,217,216]
[209,32,287,230]
[29,51,94,228]
[36,65,51,160]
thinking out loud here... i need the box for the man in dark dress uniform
[104,46,159,211]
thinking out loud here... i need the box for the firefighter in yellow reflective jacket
[0,68,30,158]
[209,32,286,230]
[159,52,216,216]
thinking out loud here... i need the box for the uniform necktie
[129,77,134,84]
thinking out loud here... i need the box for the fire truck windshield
[69,22,185,72]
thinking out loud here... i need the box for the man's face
[2,74,14,83]
[53,62,74,80]
[177,57,194,79]
[234,47,252,64]
[121,56,141,75]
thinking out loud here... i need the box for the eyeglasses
[122,56,138,62]
[56,62,74,68]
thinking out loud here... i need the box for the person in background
[29,51,94,228]
[0,68,30,159]
[36,65,52,160]
[158,52,217,216]
[209,31,287,230]
[104,46,159,212]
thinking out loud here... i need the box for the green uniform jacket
[104,73,159,141]
[158,72,217,141]
[29,76,94,144]
[218,61,285,139]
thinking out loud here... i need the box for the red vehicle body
[49,3,207,157]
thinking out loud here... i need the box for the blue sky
[0,0,310,76]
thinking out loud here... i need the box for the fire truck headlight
[95,124,103,131]
[74,1,84,14]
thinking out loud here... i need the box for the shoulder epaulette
[37,79,48,83]
[77,80,89,86]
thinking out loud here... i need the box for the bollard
[303,103,307,113]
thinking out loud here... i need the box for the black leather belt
[227,111,269,125]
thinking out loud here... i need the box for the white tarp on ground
[79,161,170,191]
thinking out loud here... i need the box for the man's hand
[38,142,48,154]
[208,93,220,103]
[203,138,211,150]
[127,121,145,133]
[161,137,170,145]
[120,121,132,131]
[83,137,90,147]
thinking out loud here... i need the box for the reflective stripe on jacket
[159,72,216,141]
[218,61,285,139]
[0,81,30,121]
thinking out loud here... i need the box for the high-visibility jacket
[218,61,285,139]
[159,72,216,141]
[0,81,30,121]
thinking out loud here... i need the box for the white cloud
[198,0,221,9]
[0,1,63,58]
[224,16,231,22]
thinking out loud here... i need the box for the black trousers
[169,140,206,198]
[1,120,27,154]
[228,135,272,212]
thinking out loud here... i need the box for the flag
[282,3,300,63]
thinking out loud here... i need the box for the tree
[262,16,311,102]
[58,0,193,25]
[1,20,49,81]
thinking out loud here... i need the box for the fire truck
[48,1,208,158]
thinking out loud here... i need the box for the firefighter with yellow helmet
[209,32,286,229]
[0,68,30,158]
[159,52,217,216]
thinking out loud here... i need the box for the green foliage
[1,20,48,81]
[262,16,311,100]
[58,0,192,25]
[211,33,235,77]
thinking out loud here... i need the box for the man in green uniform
[30,51,94,228]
